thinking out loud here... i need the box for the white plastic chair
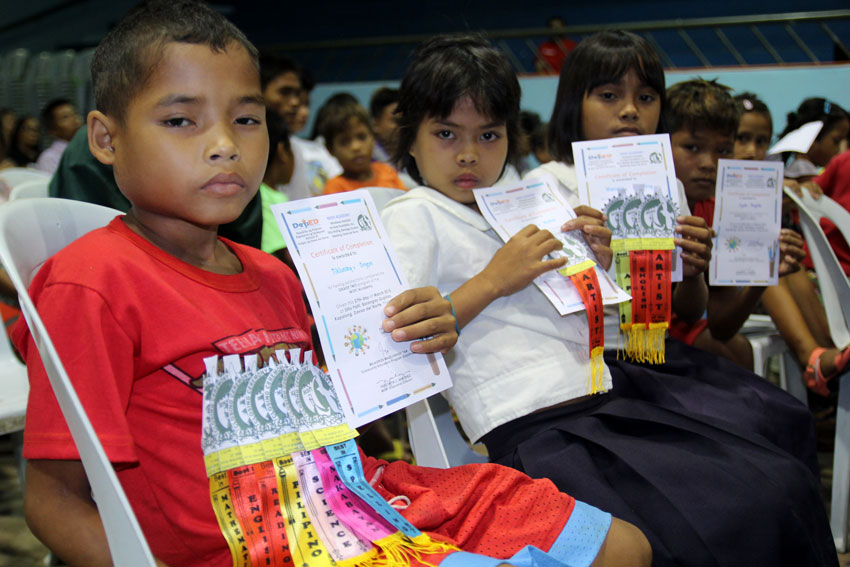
[0,167,50,188]
[785,187,850,551]
[362,186,486,468]
[0,198,156,567]
[9,178,49,200]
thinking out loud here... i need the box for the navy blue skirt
[482,340,835,567]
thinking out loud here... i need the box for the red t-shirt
[323,161,406,195]
[814,150,850,276]
[14,217,313,567]
[13,217,578,566]
[537,37,578,74]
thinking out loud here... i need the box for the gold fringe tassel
[587,345,606,394]
[646,322,668,364]
[363,532,460,567]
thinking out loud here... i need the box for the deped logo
[291,218,320,229]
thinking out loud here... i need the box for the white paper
[709,159,783,286]
[571,134,684,282]
[271,190,452,427]
[767,121,823,156]
[473,178,630,316]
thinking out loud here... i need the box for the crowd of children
[5,0,850,566]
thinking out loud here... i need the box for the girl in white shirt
[382,31,836,567]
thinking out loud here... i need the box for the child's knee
[592,517,652,567]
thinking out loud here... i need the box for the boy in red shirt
[13,2,648,566]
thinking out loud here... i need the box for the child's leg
[692,328,754,370]
[784,270,833,347]
[762,281,824,365]
[592,517,652,567]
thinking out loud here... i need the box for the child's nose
[207,126,239,162]
[457,149,478,166]
[619,101,639,120]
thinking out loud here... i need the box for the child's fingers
[383,286,441,319]
[383,288,447,333]
[410,332,458,354]
[390,312,457,343]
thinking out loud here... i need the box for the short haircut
[41,98,72,131]
[394,34,521,185]
[266,108,291,169]
[664,79,738,137]
[91,0,258,123]
[310,92,359,140]
[548,30,666,164]
[319,101,372,150]
[780,97,848,140]
[370,87,399,120]
[259,53,300,90]
[733,92,772,135]
[520,110,547,153]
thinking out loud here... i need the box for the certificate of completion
[571,134,683,281]
[473,178,630,315]
[709,159,783,286]
[271,190,452,427]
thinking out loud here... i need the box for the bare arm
[25,459,112,567]
[671,216,713,324]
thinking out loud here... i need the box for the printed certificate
[473,178,630,315]
[571,134,683,281]
[271,190,452,427]
[709,159,783,286]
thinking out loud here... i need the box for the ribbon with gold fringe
[567,267,606,394]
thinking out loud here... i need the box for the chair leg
[831,371,850,551]
[782,350,809,407]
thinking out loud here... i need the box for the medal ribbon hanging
[202,352,459,567]
[566,264,606,394]
[647,251,673,363]
[613,250,633,358]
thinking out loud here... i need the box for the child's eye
[163,117,191,128]
[736,134,751,143]
[435,130,454,140]
[235,116,261,126]
[639,93,656,103]
[480,131,500,142]
[598,92,617,101]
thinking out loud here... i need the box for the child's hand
[479,224,567,298]
[674,215,714,278]
[563,205,613,270]
[383,287,458,353]
[784,178,824,199]
[777,228,805,277]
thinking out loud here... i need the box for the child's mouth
[454,174,479,189]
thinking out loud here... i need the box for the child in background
[35,98,83,174]
[781,97,849,181]
[734,92,850,394]
[321,101,405,194]
[14,3,649,566]
[814,145,850,277]
[370,87,400,162]
[258,109,294,258]
[382,30,833,566]
[6,115,41,167]
[663,80,806,369]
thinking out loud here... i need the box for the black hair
[394,33,521,185]
[7,115,39,166]
[733,92,772,135]
[519,110,547,155]
[310,92,359,140]
[259,53,300,90]
[91,0,258,124]
[664,79,738,137]
[319,102,372,151]
[548,30,666,164]
[266,108,291,170]
[780,97,848,140]
[41,98,73,132]
[370,87,400,120]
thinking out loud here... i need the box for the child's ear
[87,110,117,166]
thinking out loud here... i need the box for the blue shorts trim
[438,500,612,567]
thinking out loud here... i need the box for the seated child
[383,31,836,566]
[320,100,406,194]
[35,98,83,174]
[664,80,807,370]
[734,92,850,394]
[14,3,650,566]
[781,97,849,182]
[369,87,400,162]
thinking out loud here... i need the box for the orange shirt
[323,162,406,194]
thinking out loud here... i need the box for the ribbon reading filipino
[202,350,458,567]
[604,186,676,364]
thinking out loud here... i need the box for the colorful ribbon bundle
[558,234,606,394]
[604,186,677,364]
[202,350,458,567]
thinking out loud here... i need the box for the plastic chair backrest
[9,178,49,200]
[0,198,156,567]
[784,188,850,349]
[0,167,50,188]
[362,187,487,468]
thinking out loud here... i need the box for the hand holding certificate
[709,159,783,286]
[271,190,452,427]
